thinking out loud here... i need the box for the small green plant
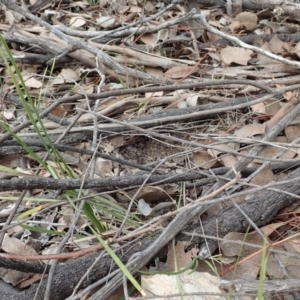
[257,240,269,300]
[87,0,99,4]
[0,34,137,236]
[91,226,146,296]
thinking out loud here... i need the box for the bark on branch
[1,166,300,299]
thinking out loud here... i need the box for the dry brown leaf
[255,41,277,65]
[207,143,238,158]
[140,33,158,48]
[69,17,86,27]
[104,135,125,152]
[266,97,300,133]
[142,271,225,299]
[164,65,199,79]
[52,68,80,85]
[228,20,241,33]
[234,123,266,138]
[193,150,217,169]
[244,136,296,163]
[291,41,300,58]
[96,16,116,28]
[207,51,221,63]
[24,77,43,89]
[252,99,281,115]
[57,206,75,232]
[220,46,253,65]
[0,268,31,286]
[206,31,221,42]
[275,83,295,101]
[95,158,113,177]
[145,66,164,77]
[260,222,285,236]
[266,242,300,279]
[222,254,262,281]
[2,234,37,255]
[234,12,258,31]
[219,154,239,168]
[136,186,171,203]
[251,102,267,114]
[285,124,300,143]
[44,99,67,118]
[221,224,283,281]
[18,274,43,289]
[222,223,284,258]
[269,34,292,54]
[166,241,197,271]
[250,167,275,186]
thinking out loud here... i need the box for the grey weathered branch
[1,164,300,299]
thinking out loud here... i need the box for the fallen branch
[2,165,300,299]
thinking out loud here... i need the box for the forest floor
[1,0,300,299]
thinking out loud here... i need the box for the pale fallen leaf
[164,65,199,79]
[219,154,239,168]
[177,101,188,108]
[220,46,253,66]
[206,31,220,42]
[57,206,74,231]
[136,186,171,203]
[69,1,89,9]
[145,67,164,77]
[24,77,43,89]
[186,94,198,107]
[3,234,37,255]
[228,20,241,33]
[140,33,158,48]
[19,274,42,289]
[95,158,113,177]
[222,222,284,257]
[104,136,125,152]
[207,144,237,158]
[130,6,142,13]
[222,254,262,281]
[258,136,296,161]
[255,41,279,65]
[292,41,300,58]
[137,199,152,216]
[250,167,275,186]
[69,17,86,27]
[145,91,164,97]
[52,68,80,85]
[166,241,197,272]
[251,99,281,115]
[269,34,292,54]
[240,136,296,164]
[285,124,300,143]
[2,111,14,120]
[234,123,266,138]
[144,1,155,12]
[234,12,258,31]
[251,102,267,114]
[275,83,295,101]
[193,150,217,169]
[96,16,115,28]
[266,243,300,279]
[142,271,226,300]
[0,268,31,286]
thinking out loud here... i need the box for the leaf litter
[1,0,300,299]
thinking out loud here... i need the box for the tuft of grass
[91,226,146,297]
[0,34,138,236]
[257,240,269,300]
